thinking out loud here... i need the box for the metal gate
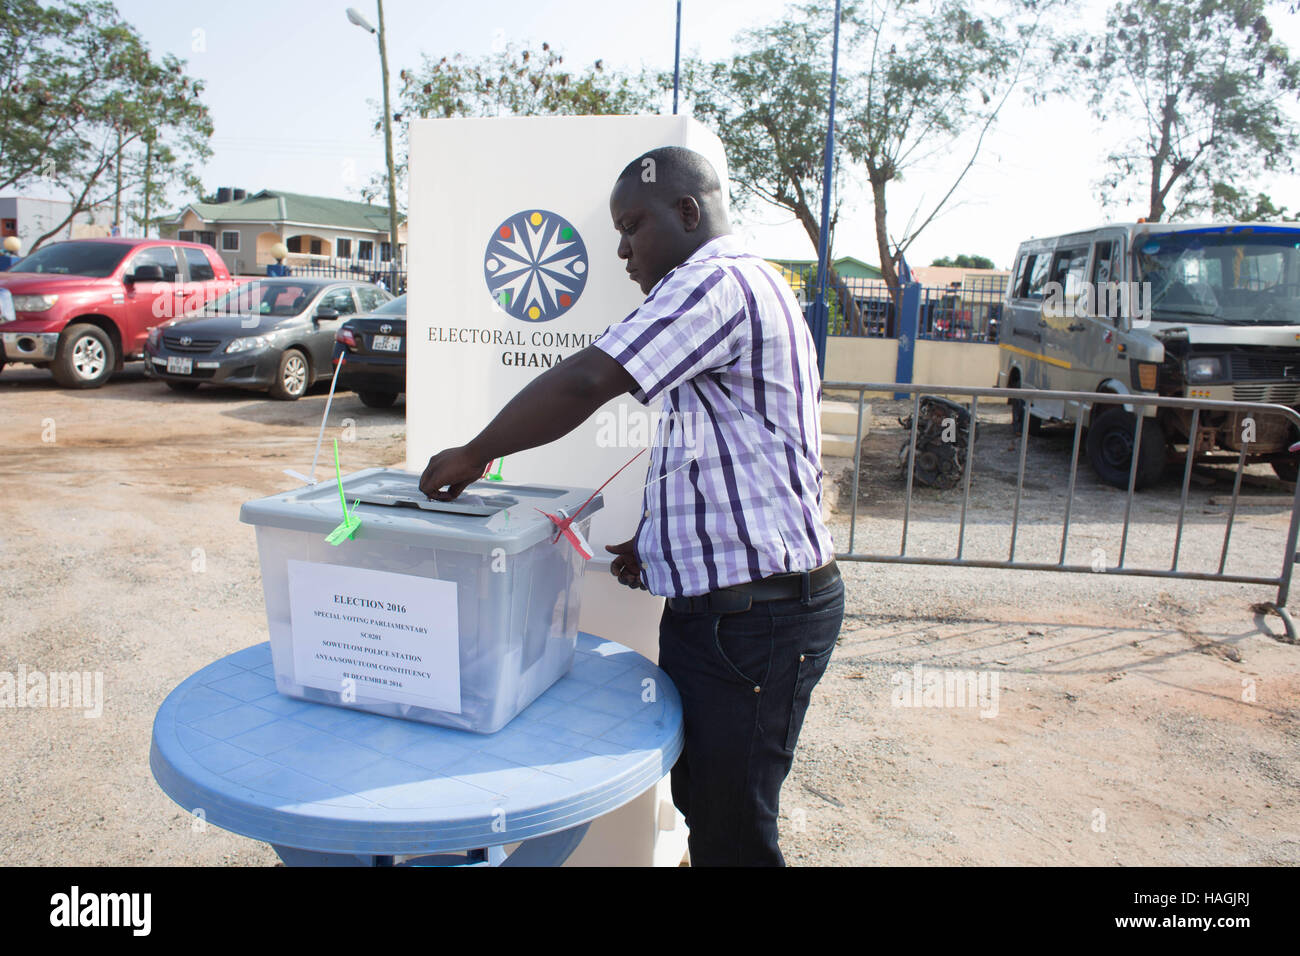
[825,382,1300,640]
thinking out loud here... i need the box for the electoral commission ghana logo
[483,209,588,322]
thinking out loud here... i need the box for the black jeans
[657,573,844,866]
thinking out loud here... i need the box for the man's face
[609,177,694,296]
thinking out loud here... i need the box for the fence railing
[266,257,408,295]
[778,265,1006,342]
[824,381,1300,640]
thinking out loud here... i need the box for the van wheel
[1272,459,1298,483]
[1009,382,1045,436]
[1086,407,1166,489]
[52,323,115,388]
[269,349,310,401]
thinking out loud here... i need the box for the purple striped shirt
[594,234,835,598]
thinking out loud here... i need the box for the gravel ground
[1,369,1297,866]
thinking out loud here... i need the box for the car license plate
[373,335,402,352]
[166,356,192,375]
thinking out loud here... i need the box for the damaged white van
[997,222,1300,488]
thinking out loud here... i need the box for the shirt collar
[682,233,743,264]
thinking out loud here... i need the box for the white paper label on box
[286,559,461,713]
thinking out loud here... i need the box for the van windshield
[1136,227,1300,325]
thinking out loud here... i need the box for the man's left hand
[419,446,491,501]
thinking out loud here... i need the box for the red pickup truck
[0,237,244,388]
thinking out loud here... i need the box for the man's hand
[419,445,491,501]
[414,346,638,503]
[606,537,648,590]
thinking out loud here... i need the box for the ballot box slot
[351,492,518,517]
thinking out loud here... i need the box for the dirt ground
[1,367,1297,866]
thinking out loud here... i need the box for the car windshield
[1136,228,1300,325]
[372,294,406,315]
[198,281,322,317]
[7,242,130,278]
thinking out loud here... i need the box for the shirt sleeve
[594,262,749,405]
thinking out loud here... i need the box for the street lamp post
[347,3,402,292]
[673,1,682,115]
[810,0,842,377]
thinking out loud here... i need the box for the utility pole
[141,135,153,239]
[113,128,122,236]
[348,3,403,292]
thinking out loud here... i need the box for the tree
[1209,184,1290,221]
[680,2,866,328]
[0,0,211,248]
[1080,0,1300,221]
[932,254,996,268]
[362,43,658,208]
[842,0,1059,290]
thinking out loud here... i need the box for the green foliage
[1209,184,1291,221]
[678,3,850,251]
[0,0,210,247]
[842,0,1058,286]
[679,0,1057,298]
[931,254,996,268]
[1077,0,1300,221]
[363,43,659,206]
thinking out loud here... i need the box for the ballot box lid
[239,468,603,555]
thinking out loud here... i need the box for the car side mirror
[127,264,166,284]
[314,307,340,322]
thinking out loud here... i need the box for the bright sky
[100,0,1300,269]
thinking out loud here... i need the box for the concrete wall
[824,336,897,396]
[911,339,1001,391]
[823,336,1001,398]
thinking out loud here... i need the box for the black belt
[667,560,840,614]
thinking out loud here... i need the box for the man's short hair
[616,146,722,201]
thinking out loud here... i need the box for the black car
[333,293,407,408]
[144,279,392,400]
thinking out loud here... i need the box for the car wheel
[269,349,310,401]
[358,389,398,409]
[1085,407,1166,490]
[165,380,200,393]
[52,323,115,389]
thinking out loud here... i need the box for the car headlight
[12,294,58,312]
[225,335,272,354]
[1186,356,1223,383]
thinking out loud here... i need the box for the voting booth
[405,115,729,866]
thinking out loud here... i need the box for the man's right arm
[418,345,637,500]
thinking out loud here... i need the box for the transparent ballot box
[239,469,602,733]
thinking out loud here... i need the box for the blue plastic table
[149,633,682,866]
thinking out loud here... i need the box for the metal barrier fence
[280,258,408,295]
[825,381,1300,640]
[778,265,1005,341]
